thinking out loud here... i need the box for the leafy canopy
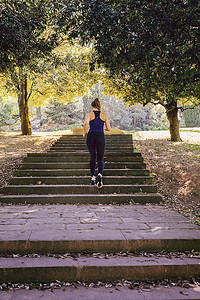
[0,40,113,107]
[68,0,200,107]
[0,0,63,73]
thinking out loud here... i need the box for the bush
[183,106,200,127]
[0,98,14,128]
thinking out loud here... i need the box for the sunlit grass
[125,129,200,145]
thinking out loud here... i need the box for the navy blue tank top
[89,111,104,133]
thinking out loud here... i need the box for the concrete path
[0,285,200,300]
[0,204,199,254]
[0,204,199,242]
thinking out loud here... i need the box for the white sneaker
[96,173,103,188]
[91,176,96,185]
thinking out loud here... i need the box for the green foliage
[0,97,13,127]
[66,0,200,141]
[71,0,200,107]
[183,106,200,127]
[0,0,60,73]
[45,99,82,125]
[0,0,103,134]
[0,0,66,134]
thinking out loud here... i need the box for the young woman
[83,98,111,188]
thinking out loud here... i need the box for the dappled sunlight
[81,218,99,223]
[15,209,39,215]
[132,130,170,141]
[178,180,193,196]
[131,130,200,144]
[32,130,72,137]
[0,131,72,150]
[151,226,166,232]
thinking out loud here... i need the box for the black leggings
[86,132,105,176]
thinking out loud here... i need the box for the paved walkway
[0,204,199,243]
[0,285,200,300]
[0,205,200,241]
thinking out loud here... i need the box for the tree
[71,0,200,141]
[0,0,64,134]
[0,0,103,134]
[45,99,82,126]
[0,0,111,135]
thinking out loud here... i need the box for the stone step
[51,138,133,143]
[60,141,133,145]
[27,152,142,157]
[0,204,198,254]
[47,150,134,154]
[0,255,199,283]
[54,138,132,142]
[59,135,133,142]
[48,147,134,152]
[9,176,153,185]
[53,136,133,142]
[60,134,132,140]
[54,141,133,146]
[3,184,157,195]
[14,169,150,177]
[51,142,133,147]
[51,142,134,149]
[0,193,162,204]
[23,156,144,163]
[19,162,146,170]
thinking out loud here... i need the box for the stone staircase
[0,134,200,286]
[1,134,162,204]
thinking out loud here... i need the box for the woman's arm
[105,115,111,131]
[83,113,90,137]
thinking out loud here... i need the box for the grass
[180,127,200,133]
[124,129,200,145]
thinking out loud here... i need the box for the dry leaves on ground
[134,138,200,225]
[0,132,65,189]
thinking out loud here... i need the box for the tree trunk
[18,74,32,135]
[165,100,181,142]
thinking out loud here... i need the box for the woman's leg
[86,133,96,176]
[96,133,105,175]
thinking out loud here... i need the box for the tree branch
[178,106,196,112]
[10,71,20,91]
[27,82,34,101]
